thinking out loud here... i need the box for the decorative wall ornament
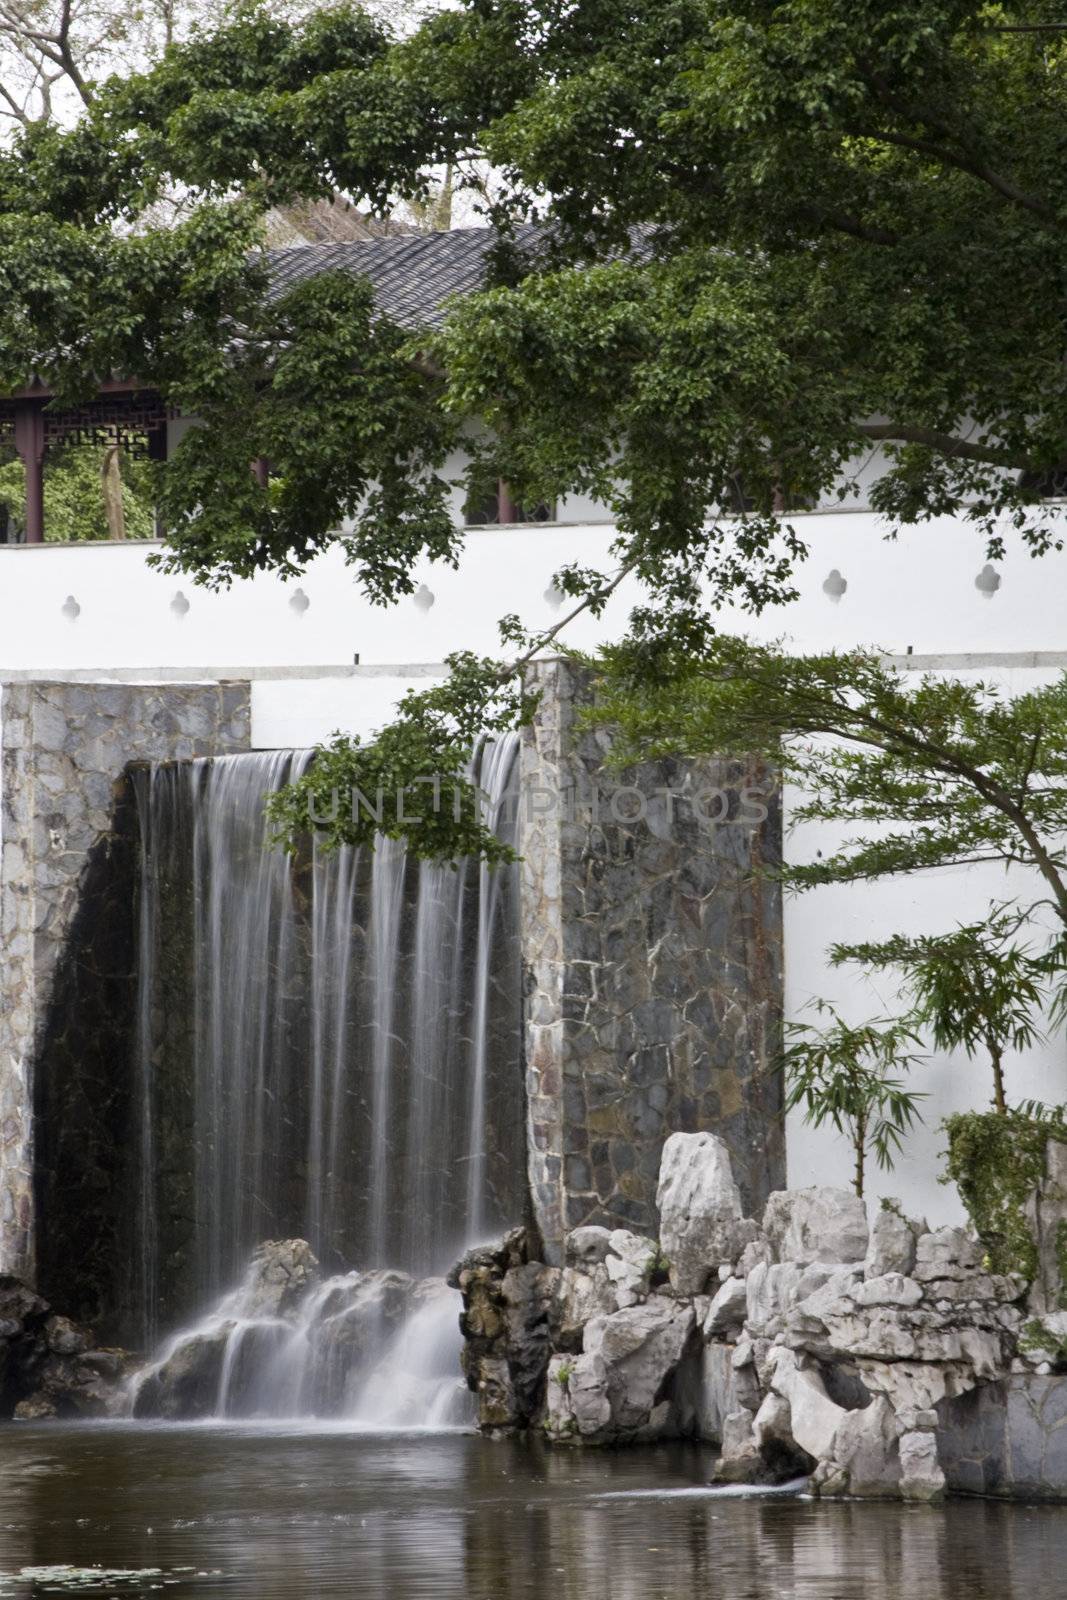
[169,591,190,619]
[543,582,565,610]
[413,583,435,612]
[975,563,1002,598]
[822,568,848,602]
[288,587,310,616]
[60,595,81,621]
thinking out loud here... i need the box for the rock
[13,1394,57,1421]
[1025,1139,1067,1315]
[554,1266,617,1351]
[851,1273,923,1309]
[236,1239,319,1318]
[565,1227,614,1268]
[469,1356,519,1430]
[583,1299,696,1433]
[899,1429,946,1502]
[714,1408,762,1482]
[671,1339,759,1441]
[604,1231,657,1308]
[830,1395,901,1497]
[132,1325,233,1420]
[736,1238,773,1279]
[763,1188,869,1266]
[912,1228,983,1283]
[745,1262,805,1336]
[704,1276,748,1338]
[768,1347,843,1462]
[656,1132,757,1296]
[865,1205,923,1279]
[43,1316,92,1357]
[501,1262,560,1415]
[448,1228,528,1290]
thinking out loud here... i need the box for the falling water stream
[128,736,524,1423]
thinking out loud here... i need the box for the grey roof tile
[264,225,540,327]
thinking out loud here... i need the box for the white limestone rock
[852,1273,923,1309]
[605,1230,658,1308]
[745,1261,806,1336]
[656,1132,757,1295]
[583,1298,696,1433]
[565,1226,614,1268]
[912,1227,984,1283]
[898,1428,946,1502]
[554,1266,618,1349]
[865,1205,924,1279]
[762,1188,869,1267]
[704,1275,748,1339]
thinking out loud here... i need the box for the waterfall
[128,735,524,1423]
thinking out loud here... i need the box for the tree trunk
[101,445,126,540]
[990,1044,1008,1116]
[853,1114,867,1198]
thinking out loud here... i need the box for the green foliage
[943,1107,1067,1279]
[784,1003,926,1197]
[0,437,155,542]
[5,3,1067,853]
[833,916,1061,1115]
[264,652,535,862]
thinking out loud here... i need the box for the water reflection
[0,1426,1061,1599]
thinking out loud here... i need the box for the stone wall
[0,680,250,1290]
[519,659,784,1261]
[938,1376,1067,1499]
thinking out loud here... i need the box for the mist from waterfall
[128,736,524,1423]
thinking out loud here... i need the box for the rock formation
[0,1276,135,1419]
[451,1131,1065,1499]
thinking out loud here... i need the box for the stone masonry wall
[519,659,784,1261]
[0,680,250,1286]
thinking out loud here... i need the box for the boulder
[132,1324,233,1419]
[656,1132,756,1296]
[704,1276,748,1338]
[604,1231,657,1308]
[763,1188,869,1267]
[554,1266,618,1351]
[912,1228,983,1283]
[235,1239,319,1319]
[1025,1139,1067,1315]
[501,1262,560,1415]
[583,1299,696,1434]
[565,1227,614,1269]
[898,1428,946,1502]
[865,1205,923,1279]
[469,1356,519,1430]
[851,1273,923,1310]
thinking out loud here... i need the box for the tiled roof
[264,225,539,327]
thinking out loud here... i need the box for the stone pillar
[519,659,784,1262]
[0,679,251,1283]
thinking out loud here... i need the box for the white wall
[2,508,1066,685]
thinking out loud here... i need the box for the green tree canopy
[3,1,1067,853]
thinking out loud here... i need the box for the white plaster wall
[1,508,1066,682]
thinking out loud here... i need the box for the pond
[0,1425,1063,1599]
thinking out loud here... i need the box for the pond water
[0,1425,1064,1599]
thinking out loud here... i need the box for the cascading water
[127,736,524,1424]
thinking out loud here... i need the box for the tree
[833,917,1060,1116]
[783,1004,926,1197]
[4,2,1067,855]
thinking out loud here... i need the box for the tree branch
[857,421,1026,469]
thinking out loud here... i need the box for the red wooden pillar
[13,403,45,544]
[252,456,269,488]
